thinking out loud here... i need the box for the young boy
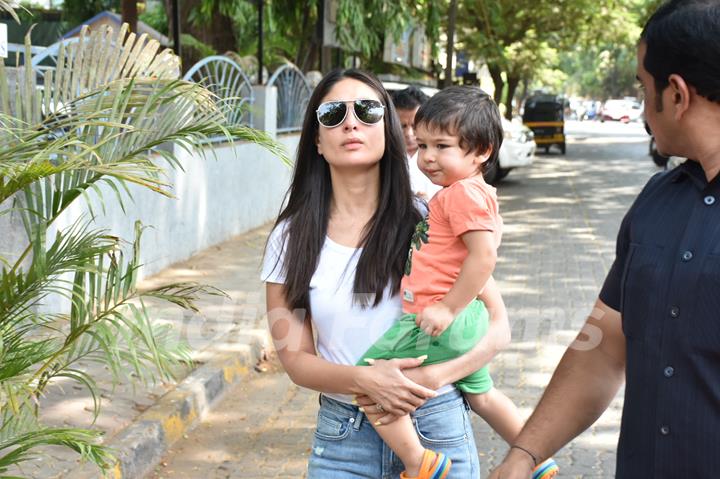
[357,86,558,479]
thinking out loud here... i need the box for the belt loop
[353,407,364,430]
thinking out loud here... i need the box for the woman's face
[316,78,386,170]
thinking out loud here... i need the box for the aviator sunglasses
[316,99,385,128]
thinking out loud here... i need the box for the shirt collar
[671,160,709,190]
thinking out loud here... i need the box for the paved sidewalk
[14,121,658,478]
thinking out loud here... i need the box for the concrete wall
[52,135,296,279]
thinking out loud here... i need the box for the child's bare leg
[465,387,524,444]
[364,409,425,476]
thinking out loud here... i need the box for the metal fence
[266,62,311,133]
[183,55,255,130]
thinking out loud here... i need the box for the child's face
[415,123,488,187]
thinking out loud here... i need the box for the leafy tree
[558,0,662,100]
[0,6,285,474]
[459,0,617,117]
[182,0,441,75]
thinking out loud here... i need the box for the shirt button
[670,306,680,318]
[660,425,670,435]
[681,250,693,261]
[704,195,716,205]
[664,366,675,378]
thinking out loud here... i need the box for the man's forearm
[513,343,625,461]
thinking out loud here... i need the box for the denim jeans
[307,389,480,478]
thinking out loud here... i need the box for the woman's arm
[266,282,436,415]
[405,275,511,390]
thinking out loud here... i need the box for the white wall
[52,135,296,279]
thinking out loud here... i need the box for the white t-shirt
[408,151,443,200]
[261,220,453,403]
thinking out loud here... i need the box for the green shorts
[357,299,493,394]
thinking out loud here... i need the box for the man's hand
[415,302,455,336]
[487,448,535,479]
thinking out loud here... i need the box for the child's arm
[403,276,511,391]
[415,230,497,336]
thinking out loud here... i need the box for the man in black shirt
[490,1,720,477]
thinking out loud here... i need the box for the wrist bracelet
[510,444,539,467]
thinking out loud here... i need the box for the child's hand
[416,302,455,336]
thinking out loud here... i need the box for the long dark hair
[271,69,421,312]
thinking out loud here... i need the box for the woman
[262,69,510,478]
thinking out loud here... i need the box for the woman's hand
[354,357,436,419]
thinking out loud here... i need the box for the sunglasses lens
[354,100,384,124]
[317,102,347,127]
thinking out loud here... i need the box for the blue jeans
[307,389,480,478]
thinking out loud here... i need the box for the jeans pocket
[413,405,469,447]
[314,409,352,441]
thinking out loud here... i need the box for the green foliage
[457,0,663,113]
[559,0,659,99]
[181,33,218,58]
[61,0,119,26]
[139,2,169,35]
[187,0,442,73]
[0,19,286,476]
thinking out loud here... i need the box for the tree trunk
[121,0,138,34]
[167,0,238,73]
[295,4,311,68]
[488,63,504,105]
[444,0,458,88]
[519,77,530,108]
[190,4,236,54]
[505,74,520,120]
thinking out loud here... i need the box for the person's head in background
[391,86,430,157]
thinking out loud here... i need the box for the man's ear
[668,74,690,119]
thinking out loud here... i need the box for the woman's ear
[316,135,324,156]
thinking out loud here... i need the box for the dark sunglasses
[316,99,385,128]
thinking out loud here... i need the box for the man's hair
[641,0,720,107]
[414,86,503,173]
[391,86,430,111]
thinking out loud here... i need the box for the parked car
[600,99,643,123]
[383,81,535,184]
[485,118,535,184]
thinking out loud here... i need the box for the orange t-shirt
[401,175,502,314]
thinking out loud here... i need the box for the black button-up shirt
[600,160,720,478]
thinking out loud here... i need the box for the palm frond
[0,20,287,475]
[0,0,19,23]
[0,427,112,474]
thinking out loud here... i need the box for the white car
[485,118,536,184]
[601,99,643,123]
[383,81,535,184]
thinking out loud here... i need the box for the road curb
[87,329,271,479]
